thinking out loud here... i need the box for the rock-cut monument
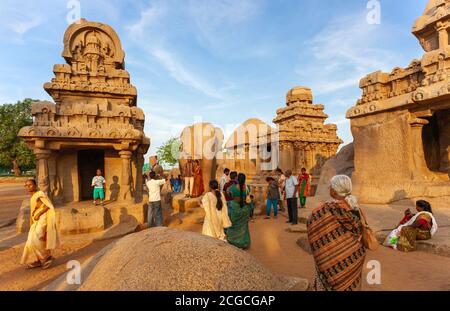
[346,0,450,204]
[19,19,150,205]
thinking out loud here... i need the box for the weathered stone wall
[104,150,121,202]
[56,151,78,203]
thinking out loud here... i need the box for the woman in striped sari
[307,175,366,291]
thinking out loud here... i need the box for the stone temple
[224,87,342,181]
[19,19,150,205]
[346,0,450,204]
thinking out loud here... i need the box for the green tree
[0,99,36,176]
[156,137,181,168]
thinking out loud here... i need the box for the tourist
[21,179,59,270]
[249,194,255,223]
[285,170,299,225]
[200,180,232,241]
[226,173,252,249]
[170,174,176,189]
[182,156,195,198]
[265,177,280,219]
[223,171,238,217]
[384,200,438,252]
[276,168,286,212]
[191,160,205,198]
[91,168,106,206]
[297,168,311,209]
[219,168,230,192]
[146,171,167,228]
[172,174,182,193]
[307,175,366,291]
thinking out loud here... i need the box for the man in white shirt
[146,171,167,228]
[284,170,299,225]
[219,168,230,192]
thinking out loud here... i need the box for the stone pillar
[437,22,449,49]
[279,142,289,172]
[35,149,51,197]
[119,150,134,203]
[304,144,312,173]
[409,118,431,180]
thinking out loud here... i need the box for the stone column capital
[34,149,52,159]
[119,150,133,158]
[409,118,429,128]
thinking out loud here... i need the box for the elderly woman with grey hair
[307,175,366,291]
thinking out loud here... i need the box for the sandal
[26,261,42,269]
[41,256,55,270]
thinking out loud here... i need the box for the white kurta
[201,192,232,241]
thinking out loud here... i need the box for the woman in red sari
[191,160,205,198]
[297,168,310,209]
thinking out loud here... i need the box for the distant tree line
[0,99,36,176]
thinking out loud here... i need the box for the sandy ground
[1,182,450,291]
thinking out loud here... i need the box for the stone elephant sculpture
[179,123,224,193]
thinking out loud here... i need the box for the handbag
[358,208,379,251]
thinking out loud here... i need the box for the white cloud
[151,47,225,100]
[127,1,227,100]
[7,17,42,35]
[297,12,403,94]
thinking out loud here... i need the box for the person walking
[21,179,60,270]
[265,177,280,219]
[284,170,299,225]
[298,168,311,209]
[146,171,167,228]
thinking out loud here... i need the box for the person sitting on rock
[384,200,438,252]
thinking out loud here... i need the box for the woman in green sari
[226,173,251,249]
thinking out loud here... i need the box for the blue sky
[0,0,428,157]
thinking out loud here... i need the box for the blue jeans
[266,199,279,217]
[148,201,163,228]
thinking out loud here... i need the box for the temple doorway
[78,150,105,201]
[422,109,450,177]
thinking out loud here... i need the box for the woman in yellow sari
[21,179,60,269]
